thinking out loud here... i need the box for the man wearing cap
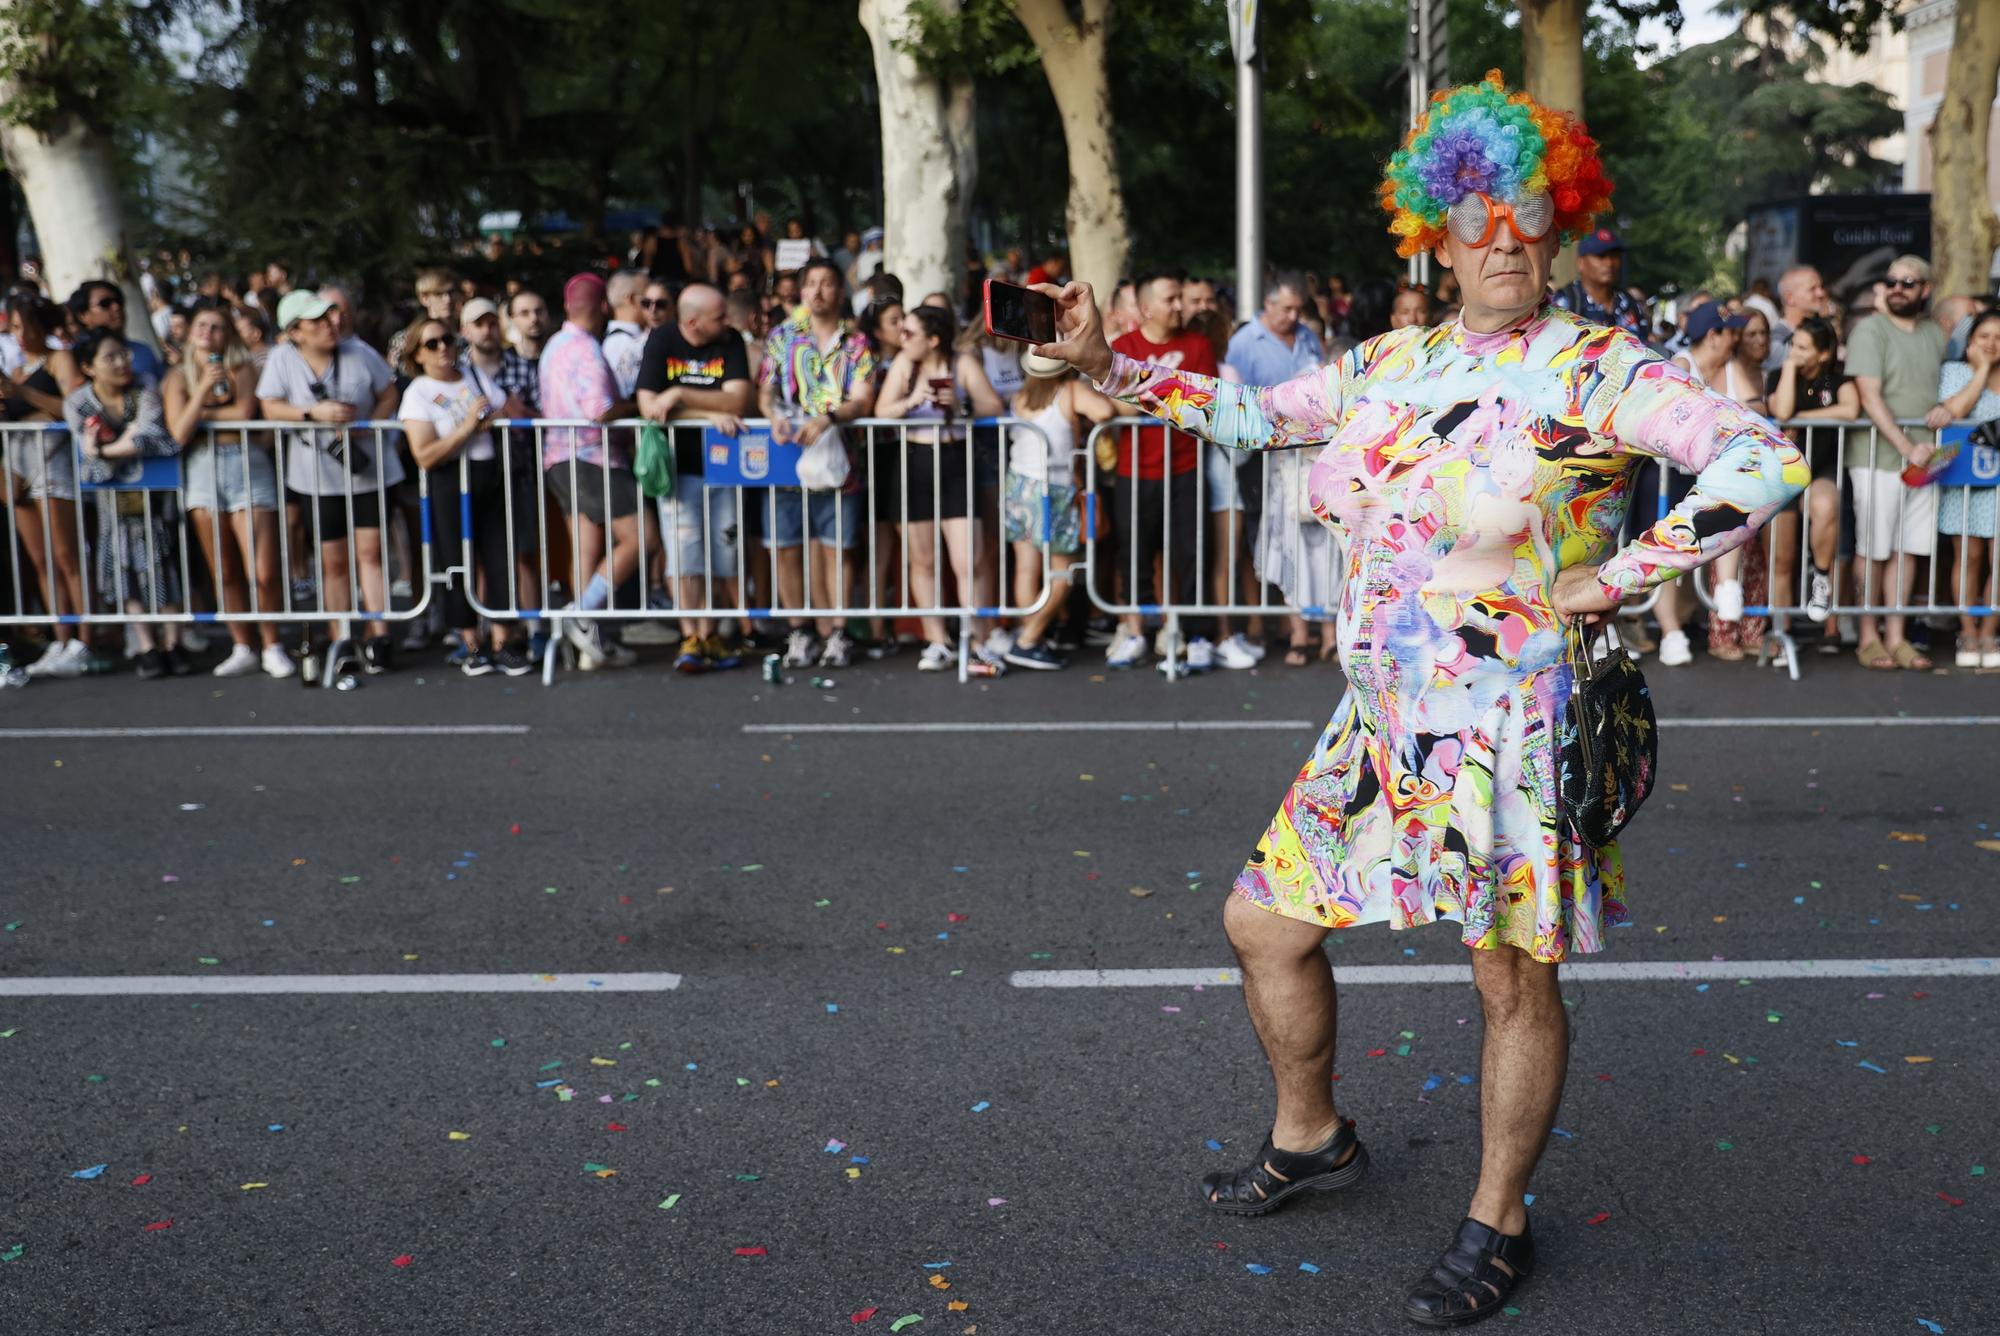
[461,298,539,418]
[256,288,402,672]
[538,272,644,671]
[1552,229,1649,339]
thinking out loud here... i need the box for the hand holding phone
[983,279,1057,345]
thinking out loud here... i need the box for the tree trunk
[859,0,976,303]
[1931,0,2000,300]
[0,111,153,349]
[1012,0,1129,304]
[1519,0,1585,286]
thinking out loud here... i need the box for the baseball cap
[460,297,500,327]
[562,272,607,310]
[1577,229,1624,257]
[1685,303,1747,344]
[861,226,885,248]
[276,290,335,329]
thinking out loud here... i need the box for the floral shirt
[537,322,624,469]
[758,307,875,417]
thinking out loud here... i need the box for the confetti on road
[659,1194,681,1210]
[390,1254,413,1268]
[969,1101,990,1113]
[142,1221,172,1233]
[1244,1263,1273,1275]
[70,1164,107,1180]
[1299,1262,1320,1273]
[733,1246,767,1257]
[888,1318,923,1332]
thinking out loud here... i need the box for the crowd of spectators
[3,210,1997,687]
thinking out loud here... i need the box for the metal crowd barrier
[5,411,1991,688]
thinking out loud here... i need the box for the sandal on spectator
[1284,640,1311,668]
[1198,1121,1368,1215]
[1403,1216,1534,1327]
[1889,640,1932,671]
[1856,640,1895,671]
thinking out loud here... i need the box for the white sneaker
[1215,633,1260,669]
[782,628,818,668]
[601,638,637,669]
[23,640,70,678]
[1714,578,1744,623]
[1153,625,1174,658]
[1804,569,1832,624]
[982,628,1016,660]
[819,629,854,668]
[1956,647,1982,669]
[1657,630,1692,667]
[917,641,954,672]
[261,644,297,678]
[212,643,261,678]
[1184,636,1215,672]
[559,606,606,670]
[1106,632,1148,669]
[180,626,210,654]
[32,639,91,679]
[1244,637,1267,662]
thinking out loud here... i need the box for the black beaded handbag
[1558,619,1657,848]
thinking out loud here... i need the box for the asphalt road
[1,644,1994,1335]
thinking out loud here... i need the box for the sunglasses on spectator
[92,296,124,310]
[1883,276,1924,290]
[419,336,453,351]
[639,298,670,309]
[307,380,330,401]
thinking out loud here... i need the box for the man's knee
[1223,893,1326,962]
[1471,946,1559,1020]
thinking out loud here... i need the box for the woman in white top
[166,305,291,677]
[1934,308,2000,667]
[876,304,1004,670]
[4,293,89,677]
[998,366,1116,669]
[396,317,532,678]
[1667,307,1763,661]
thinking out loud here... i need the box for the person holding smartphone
[257,289,401,672]
[875,304,1004,671]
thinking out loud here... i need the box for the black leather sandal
[1402,1216,1534,1327]
[1198,1120,1369,1215]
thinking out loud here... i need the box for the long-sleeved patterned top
[1094,303,1806,963]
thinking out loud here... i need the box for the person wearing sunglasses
[638,280,675,333]
[257,288,401,672]
[1031,69,1806,1328]
[67,281,163,389]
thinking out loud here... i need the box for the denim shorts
[660,474,741,578]
[185,441,279,513]
[763,487,861,550]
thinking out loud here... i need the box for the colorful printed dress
[1096,304,1807,962]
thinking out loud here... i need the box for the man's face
[1391,289,1431,329]
[1047,256,1068,280]
[1262,286,1304,338]
[265,263,289,290]
[1578,251,1622,288]
[1138,278,1184,334]
[417,278,456,321]
[465,312,504,355]
[774,274,800,306]
[683,295,729,345]
[1182,280,1216,316]
[801,268,842,319]
[843,231,860,254]
[1437,209,1556,322]
[1882,264,1931,318]
[167,311,190,343]
[81,287,125,331]
[510,295,550,343]
[291,314,337,355]
[640,284,673,329]
[1787,269,1826,315]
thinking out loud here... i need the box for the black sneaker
[494,644,534,677]
[461,649,496,677]
[1004,640,1067,671]
[135,648,167,680]
[164,645,194,676]
[362,636,392,675]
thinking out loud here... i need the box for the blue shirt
[127,341,163,390]
[1225,317,1324,388]
[1552,280,1650,342]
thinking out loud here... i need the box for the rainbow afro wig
[1378,69,1614,259]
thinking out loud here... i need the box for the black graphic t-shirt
[637,325,750,473]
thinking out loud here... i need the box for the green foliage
[0,0,164,134]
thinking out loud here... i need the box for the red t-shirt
[1108,328,1218,478]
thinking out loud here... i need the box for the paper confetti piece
[946,1300,969,1312]
[987,1198,1007,1207]
[1917,1320,1944,1333]
[1586,1212,1610,1225]
[929,1275,952,1290]
[1858,1061,1888,1074]
[889,1317,923,1332]
[239,1182,268,1191]
[851,1308,879,1324]
[825,1139,848,1153]
[1905,1056,1933,1064]
[447,1131,471,1141]
[130,1172,153,1185]
[659,1194,681,1210]
[734,1246,767,1257]
[1937,1193,1965,1207]
[1299,1262,1321,1273]
[1245,1263,1273,1275]
[1852,1155,1872,1166]
[142,1221,172,1233]
[969,1101,990,1113]
[71,1164,107,1180]
[922,1261,952,1269]
[390,1254,414,1268]
[0,1243,22,1260]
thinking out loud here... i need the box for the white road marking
[0,725,532,739]
[746,716,2000,736]
[1011,958,1999,988]
[0,972,680,996]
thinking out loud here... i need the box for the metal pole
[1230,0,1262,316]
[1406,0,1431,290]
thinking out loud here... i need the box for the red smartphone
[983,278,1057,345]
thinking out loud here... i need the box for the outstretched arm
[1031,280,1347,451]
[1586,334,1807,600]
